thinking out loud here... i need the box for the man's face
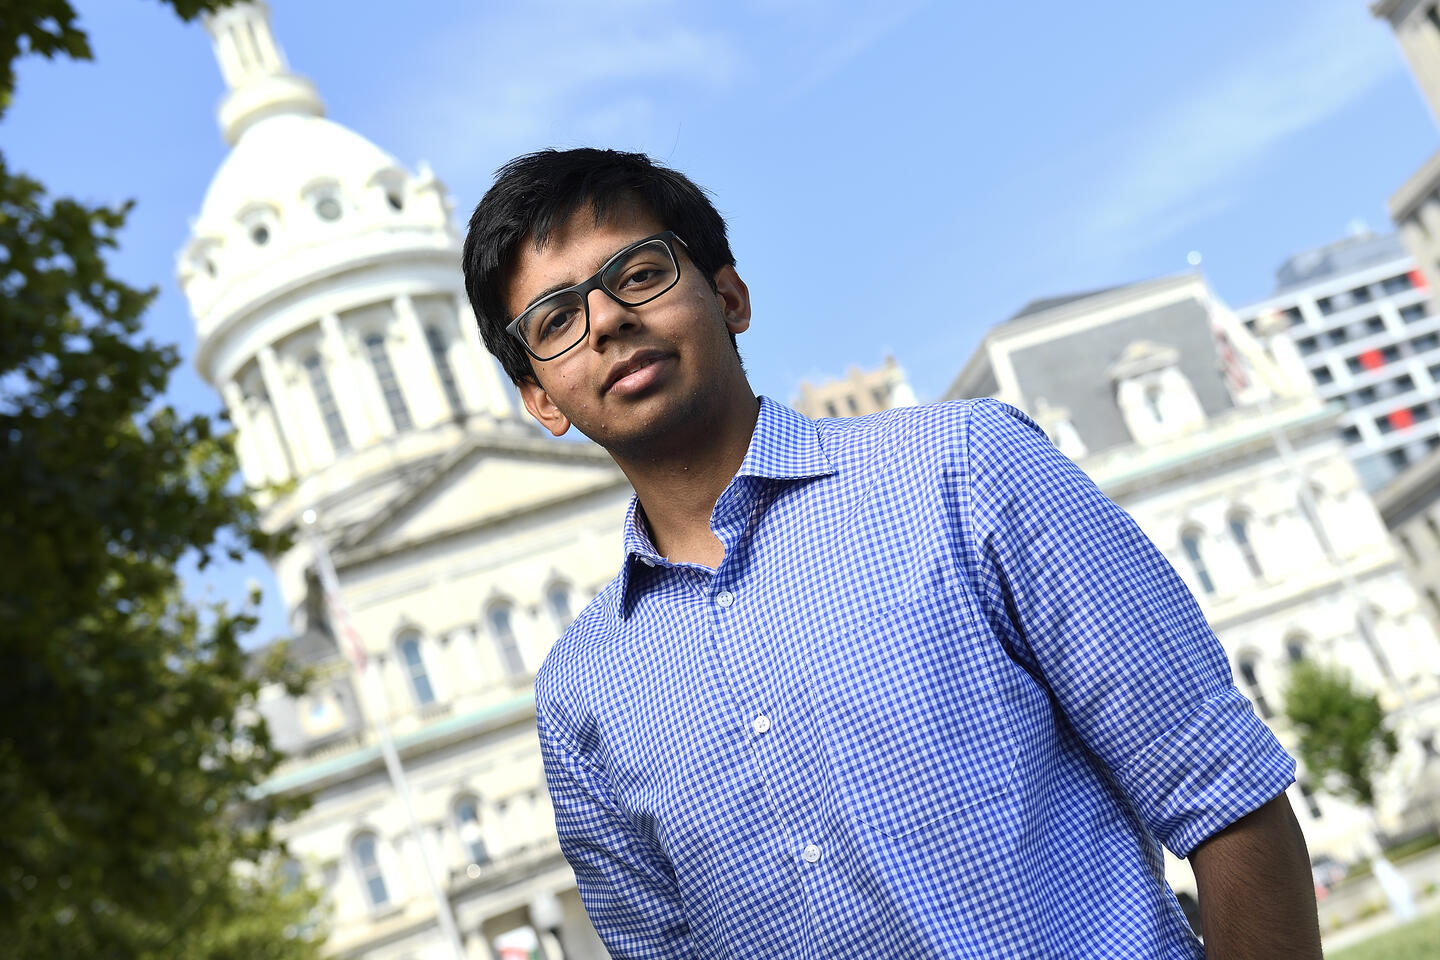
[505,200,751,458]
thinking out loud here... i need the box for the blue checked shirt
[535,397,1295,959]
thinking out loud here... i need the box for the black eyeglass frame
[505,230,690,362]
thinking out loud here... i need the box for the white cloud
[1070,0,1404,247]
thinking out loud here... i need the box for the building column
[394,293,451,428]
[320,313,378,448]
[456,296,516,418]
[257,344,315,475]
[220,380,267,488]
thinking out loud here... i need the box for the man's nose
[586,288,636,346]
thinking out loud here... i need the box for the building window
[352,832,389,908]
[1365,315,1385,335]
[1145,384,1164,423]
[1317,296,1335,316]
[424,326,465,417]
[363,333,413,432]
[1395,373,1416,393]
[398,630,435,706]
[1342,425,1362,444]
[454,796,489,866]
[1285,637,1307,664]
[1426,513,1440,545]
[1181,530,1215,595]
[1355,386,1377,405]
[1414,332,1440,353]
[1312,366,1334,385]
[489,604,525,676]
[1382,274,1414,295]
[1297,336,1318,355]
[1427,587,1440,618]
[1237,657,1271,718]
[1400,532,1419,564]
[1402,304,1428,324]
[546,583,573,630]
[1229,513,1263,579]
[1383,344,1402,363]
[824,401,838,418]
[1327,328,1348,347]
[1429,3,1440,34]
[303,354,351,454]
[1388,449,1409,470]
[1351,285,1373,305]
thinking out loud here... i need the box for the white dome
[196,113,403,232]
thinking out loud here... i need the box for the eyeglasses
[506,231,688,361]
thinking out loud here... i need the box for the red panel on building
[1391,408,1416,430]
[1410,269,1429,290]
[1359,348,1385,370]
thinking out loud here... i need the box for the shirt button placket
[715,589,734,608]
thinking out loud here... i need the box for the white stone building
[943,273,1440,881]
[792,355,919,419]
[181,5,622,957]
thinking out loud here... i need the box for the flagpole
[301,508,468,960]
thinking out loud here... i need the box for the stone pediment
[1107,340,1180,381]
[341,433,628,558]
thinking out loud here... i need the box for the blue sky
[6,0,1438,644]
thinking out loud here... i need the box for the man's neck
[614,394,761,569]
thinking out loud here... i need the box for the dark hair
[462,148,736,384]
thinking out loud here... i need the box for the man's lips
[603,350,670,394]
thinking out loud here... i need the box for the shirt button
[715,590,734,608]
[752,715,771,735]
[802,844,821,864]
[638,556,656,568]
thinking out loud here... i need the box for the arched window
[546,582,573,631]
[488,604,525,677]
[352,832,389,907]
[1228,511,1263,579]
[454,795,489,867]
[302,353,350,454]
[363,333,413,432]
[397,630,435,706]
[1180,528,1215,595]
[423,326,464,417]
[1284,633,1307,664]
[1144,383,1164,423]
[1237,655,1271,719]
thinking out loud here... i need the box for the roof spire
[202,1,324,145]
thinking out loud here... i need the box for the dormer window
[1031,396,1088,460]
[237,202,280,248]
[370,167,407,213]
[1109,340,1206,445]
[303,180,344,223]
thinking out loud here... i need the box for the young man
[463,148,1323,959]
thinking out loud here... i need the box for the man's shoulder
[810,399,1012,467]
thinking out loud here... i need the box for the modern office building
[1234,230,1439,492]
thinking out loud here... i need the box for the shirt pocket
[802,584,1018,838]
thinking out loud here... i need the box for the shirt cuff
[1117,685,1296,858]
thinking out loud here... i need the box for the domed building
[180,4,625,956]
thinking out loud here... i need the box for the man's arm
[535,699,696,960]
[1190,793,1322,959]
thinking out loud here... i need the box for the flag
[1213,320,1251,396]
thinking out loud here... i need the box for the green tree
[0,3,323,957]
[1283,659,1398,809]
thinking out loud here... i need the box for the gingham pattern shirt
[535,397,1295,959]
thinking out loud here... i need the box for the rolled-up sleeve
[962,398,1295,857]
[535,681,695,959]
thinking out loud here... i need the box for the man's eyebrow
[519,238,638,312]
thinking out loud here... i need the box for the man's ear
[518,379,572,437]
[713,264,751,336]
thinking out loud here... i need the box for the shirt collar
[610,396,834,620]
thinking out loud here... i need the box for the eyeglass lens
[516,238,679,359]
